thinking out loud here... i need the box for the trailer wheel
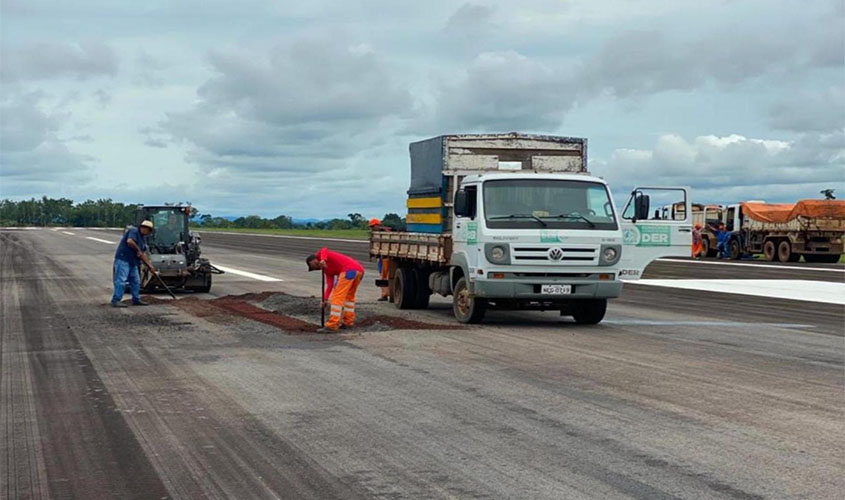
[778,240,799,262]
[763,240,778,261]
[412,268,430,309]
[571,299,607,325]
[729,239,742,260]
[393,268,418,310]
[453,277,486,324]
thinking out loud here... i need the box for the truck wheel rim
[456,288,472,317]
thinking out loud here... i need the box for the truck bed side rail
[370,231,452,264]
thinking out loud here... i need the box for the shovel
[320,270,326,327]
[147,265,177,300]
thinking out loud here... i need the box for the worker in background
[112,220,158,307]
[369,218,391,301]
[306,248,365,333]
[692,223,703,259]
[716,223,729,259]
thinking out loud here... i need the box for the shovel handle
[320,271,325,327]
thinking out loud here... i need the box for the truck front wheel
[729,239,742,260]
[571,299,607,325]
[452,277,486,324]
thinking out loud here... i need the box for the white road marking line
[628,279,845,305]
[656,258,843,273]
[603,320,813,328]
[213,264,283,282]
[62,231,76,235]
[86,236,117,244]
[202,231,366,244]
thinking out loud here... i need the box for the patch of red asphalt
[213,300,318,333]
[141,293,463,334]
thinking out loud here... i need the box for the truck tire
[763,240,778,261]
[729,239,742,260]
[571,299,607,325]
[778,240,799,262]
[412,268,430,309]
[393,268,418,310]
[452,277,486,324]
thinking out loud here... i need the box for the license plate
[541,284,572,295]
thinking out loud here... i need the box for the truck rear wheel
[453,277,486,324]
[702,237,714,257]
[412,269,430,309]
[763,240,778,261]
[778,240,799,262]
[571,299,607,325]
[393,268,418,310]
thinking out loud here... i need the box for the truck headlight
[484,243,510,264]
[599,244,621,265]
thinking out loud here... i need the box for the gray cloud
[430,11,844,133]
[444,3,495,34]
[768,86,845,133]
[1,41,118,82]
[595,132,845,202]
[0,94,93,191]
[164,35,412,174]
[428,50,575,131]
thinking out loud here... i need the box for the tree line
[0,197,406,231]
[197,212,406,231]
[0,197,139,227]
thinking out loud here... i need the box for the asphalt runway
[2,227,843,499]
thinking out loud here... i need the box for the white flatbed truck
[370,133,693,324]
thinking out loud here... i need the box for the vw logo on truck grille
[547,247,564,261]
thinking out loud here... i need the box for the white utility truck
[370,133,692,324]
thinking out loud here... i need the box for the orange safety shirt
[316,247,364,301]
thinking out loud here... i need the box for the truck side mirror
[454,190,469,217]
[634,193,650,221]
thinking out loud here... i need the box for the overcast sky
[1,0,843,218]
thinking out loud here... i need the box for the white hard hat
[140,220,154,229]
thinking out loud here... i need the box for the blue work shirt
[114,226,148,265]
[716,229,729,245]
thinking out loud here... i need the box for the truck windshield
[483,179,617,230]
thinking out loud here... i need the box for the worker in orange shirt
[368,218,391,301]
[306,248,365,332]
[692,223,703,259]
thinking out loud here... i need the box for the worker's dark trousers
[112,259,141,304]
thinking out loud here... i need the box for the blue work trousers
[112,259,141,304]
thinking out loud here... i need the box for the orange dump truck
[692,200,845,262]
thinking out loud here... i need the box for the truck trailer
[370,133,693,325]
[692,201,845,262]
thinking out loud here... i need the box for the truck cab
[447,175,691,323]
